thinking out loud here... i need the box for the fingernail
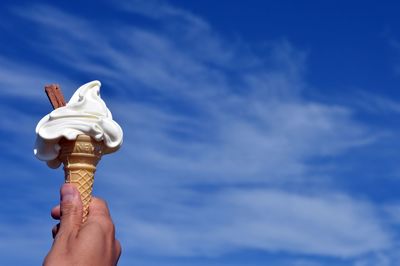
[61,185,76,202]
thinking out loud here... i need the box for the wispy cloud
[116,188,390,257]
[0,56,73,100]
[352,90,400,114]
[0,1,395,265]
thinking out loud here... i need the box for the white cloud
[115,188,390,257]
[0,56,74,100]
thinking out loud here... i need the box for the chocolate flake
[45,84,66,109]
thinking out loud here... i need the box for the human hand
[43,184,121,266]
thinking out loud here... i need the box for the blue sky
[1,0,400,265]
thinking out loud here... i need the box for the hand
[43,184,121,266]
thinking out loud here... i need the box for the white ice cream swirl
[34,80,123,168]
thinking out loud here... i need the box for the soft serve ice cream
[34,80,123,168]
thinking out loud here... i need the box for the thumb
[57,183,83,238]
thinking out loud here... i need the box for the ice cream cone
[58,134,103,222]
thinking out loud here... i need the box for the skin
[43,184,121,266]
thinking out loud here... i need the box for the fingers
[56,183,83,239]
[52,223,60,239]
[89,197,110,216]
[84,197,121,265]
[114,239,122,264]
[88,197,111,218]
[82,197,114,234]
[51,205,60,220]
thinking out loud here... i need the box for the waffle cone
[58,135,103,222]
